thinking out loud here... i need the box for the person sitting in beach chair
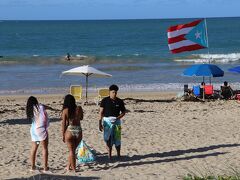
[184,84,188,93]
[182,84,195,101]
[184,84,189,96]
[221,81,234,100]
[199,82,205,98]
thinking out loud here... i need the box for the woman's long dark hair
[26,96,39,121]
[62,94,77,119]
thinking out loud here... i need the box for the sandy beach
[1,92,240,179]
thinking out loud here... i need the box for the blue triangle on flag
[185,20,208,47]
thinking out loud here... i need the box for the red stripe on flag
[167,19,202,32]
[168,34,186,44]
[170,44,205,54]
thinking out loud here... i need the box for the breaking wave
[174,53,240,64]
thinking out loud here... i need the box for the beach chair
[203,85,214,99]
[193,85,201,97]
[204,85,213,95]
[70,85,82,101]
[95,88,109,105]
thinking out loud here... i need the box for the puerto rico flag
[167,19,208,54]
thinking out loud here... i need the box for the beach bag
[76,140,95,164]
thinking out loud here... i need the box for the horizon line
[1,16,240,21]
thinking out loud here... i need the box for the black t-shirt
[100,96,126,117]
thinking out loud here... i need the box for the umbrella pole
[86,75,88,104]
[203,86,205,101]
[203,76,205,101]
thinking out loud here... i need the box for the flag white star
[195,31,202,39]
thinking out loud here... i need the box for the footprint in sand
[22,159,27,165]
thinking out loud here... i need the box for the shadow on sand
[123,97,176,103]
[0,118,60,125]
[7,174,100,180]
[94,143,240,170]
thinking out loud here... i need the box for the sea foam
[174,53,240,64]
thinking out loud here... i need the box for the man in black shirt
[99,84,126,160]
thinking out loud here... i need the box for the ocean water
[0,17,240,94]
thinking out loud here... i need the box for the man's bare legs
[107,139,112,160]
[106,136,121,160]
[116,145,121,158]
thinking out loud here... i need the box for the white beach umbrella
[62,65,112,103]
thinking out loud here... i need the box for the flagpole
[205,18,212,85]
[204,18,210,64]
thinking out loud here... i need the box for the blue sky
[0,0,240,20]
